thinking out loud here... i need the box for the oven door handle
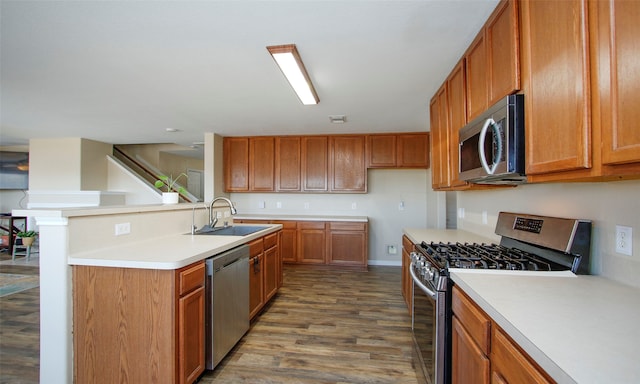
[409,262,437,300]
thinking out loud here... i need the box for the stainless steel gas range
[409,212,592,384]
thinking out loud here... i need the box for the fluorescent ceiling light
[267,44,319,105]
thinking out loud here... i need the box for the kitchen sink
[193,225,269,236]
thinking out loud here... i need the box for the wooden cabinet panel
[302,136,329,192]
[401,235,414,313]
[491,328,553,384]
[487,0,520,106]
[249,137,275,191]
[178,261,205,296]
[446,60,469,188]
[249,254,264,319]
[367,134,397,167]
[452,316,490,384]
[224,137,249,192]
[397,133,429,168]
[264,245,279,301]
[452,286,491,355]
[178,286,205,384]
[327,222,368,269]
[596,0,640,166]
[297,221,326,264]
[466,33,488,122]
[521,0,591,175]
[274,221,297,263]
[275,136,301,191]
[330,135,366,192]
[430,85,451,189]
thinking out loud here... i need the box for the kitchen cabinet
[446,60,470,189]
[466,0,520,122]
[520,0,591,177]
[329,135,367,192]
[327,222,368,269]
[224,137,249,192]
[401,235,413,313]
[275,136,301,191]
[275,220,297,264]
[73,261,205,384]
[367,133,430,169]
[297,221,327,264]
[248,232,281,320]
[249,136,275,191]
[302,136,329,192]
[452,286,553,384]
[430,84,451,189]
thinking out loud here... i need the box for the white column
[35,216,71,383]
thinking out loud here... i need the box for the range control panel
[513,217,543,234]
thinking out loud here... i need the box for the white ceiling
[1,0,499,152]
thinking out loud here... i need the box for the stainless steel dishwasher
[205,244,249,370]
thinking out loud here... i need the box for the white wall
[230,169,430,265]
[457,179,640,288]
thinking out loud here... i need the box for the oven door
[410,265,448,384]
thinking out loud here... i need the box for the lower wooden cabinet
[73,261,205,384]
[452,286,553,384]
[248,231,282,320]
[401,235,414,313]
[237,218,369,270]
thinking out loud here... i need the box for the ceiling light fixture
[267,44,319,105]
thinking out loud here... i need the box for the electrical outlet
[616,225,633,256]
[399,201,405,211]
[276,202,282,209]
[387,245,398,255]
[115,222,130,236]
[458,207,465,219]
[482,211,488,225]
[304,202,310,209]
[259,201,265,209]
[351,202,357,210]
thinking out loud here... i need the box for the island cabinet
[401,235,414,314]
[452,286,553,384]
[248,231,281,320]
[367,133,430,169]
[73,261,205,384]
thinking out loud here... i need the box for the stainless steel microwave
[458,94,526,184]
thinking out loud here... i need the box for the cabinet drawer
[452,286,491,355]
[248,238,264,257]
[298,221,326,230]
[273,220,297,230]
[329,222,366,231]
[264,232,278,249]
[178,261,205,296]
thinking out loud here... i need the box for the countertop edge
[235,214,368,222]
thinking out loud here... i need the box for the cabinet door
[452,316,490,384]
[491,328,553,384]
[521,0,591,175]
[367,134,397,168]
[276,136,302,191]
[178,286,205,384]
[327,222,367,268]
[275,221,297,263]
[330,135,366,192]
[447,60,468,188]
[264,245,279,301]
[466,33,488,122]
[297,222,326,264]
[596,0,640,166]
[401,238,412,313]
[430,85,451,189]
[249,137,275,191]
[224,137,249,192]
[302,136,328,192]
[487,0,520,106]
[249,255,264,319]
[397,133,429,168]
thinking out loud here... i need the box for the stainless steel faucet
[209,197,238,228]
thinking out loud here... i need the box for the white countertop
[235,214,368,222]
[451,270,640,384]
[68,224,282,270]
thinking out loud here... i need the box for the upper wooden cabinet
[466,0,520,122]
[224,137,249,192]
[301,136,329,192]
[249,137,275,191]
[275,136,301,191]
[330,135,367,192]
[446,60,469,189]
[367,133,430,169]
[521,0,591,176]
[430,84,451,190]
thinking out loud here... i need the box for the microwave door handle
[479,118,499,175]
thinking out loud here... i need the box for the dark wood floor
[0,255,418,384]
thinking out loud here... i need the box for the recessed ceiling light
[165,128,181,132]
[267,44,319,105]
[329,115,347,124]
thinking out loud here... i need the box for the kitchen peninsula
[14,203,281,384]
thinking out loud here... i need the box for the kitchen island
[404,227,640,384]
